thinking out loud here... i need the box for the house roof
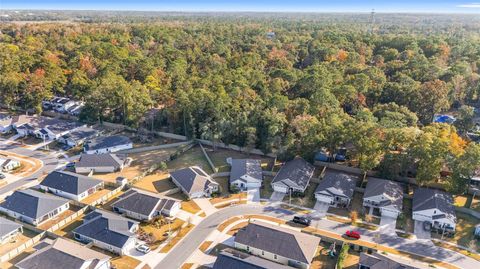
[15,238,110,269]
[112,189,179,217]
[0,189,69,219]
[271,157,315,190]
[40,171,103,196]
[413,188,456,223]
[315,170,357,199]
[73,210,138,249]
[170,166,218,195]
[213,250,292,269]
[229,159,263,183]
[43,121,84,135]
[0,217,22,239]
[364,177,403,211]
[84,135,132,151]
[76,153,124,169]
[359,252,426,269]
[0,158,20,169]
[234,222,320,264]
[61,126,97,141]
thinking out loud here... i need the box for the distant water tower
[369,9,376,33]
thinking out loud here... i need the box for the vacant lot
[204,147,275,172]
[133,172,177,194]
[167,146,213,173]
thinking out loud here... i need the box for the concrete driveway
[247,187,260,203]
[414,220,431,240]
[192,198,218,216]
[379,216,397,235]
[269,191,286,202]
[311,201,329,219]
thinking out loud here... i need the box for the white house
[0,189,70,226]
[34,121,85,141]
[75,153,126,174]
[0,217,23,245]
[170,166,219,199]
[362,177,403,218]
[0,158,21,172]
[271,157,315,194]
[39,171,104,202]
[73,210,139,256]
[84,135,133,154]
[229,158,263,191]
[412,188,457,231]
[58,126,98,147]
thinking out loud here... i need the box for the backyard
[203,147,275,172]
[133,172,177,194]
[139,218,185,249]
[0,229,40,257]
[310,241,339,269]
[166,146,213,174]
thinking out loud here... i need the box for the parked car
[292,216,311,226]
[345,230,361,239]
[0,173,5,179]
[136,244,151,254]
[66,162,75,168]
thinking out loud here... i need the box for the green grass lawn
[260,176,274,199]
[432,212,480,252]
[204,147,275,172]
[284,182,318,208]
[397,198,414,233]
[167,145,213,174]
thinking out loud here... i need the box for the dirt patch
[210,192,246,205]
[80,188,115,205]
[227,222,249,236]
[0,229,39,256]
[133,172,177,194]
[160,224,195,253]
[204,147,275,172]
[217,217,242,232]
[199,241,213,252]
[37,204,83,230]
[310,241,340,269]
[139,218,185,250]
[0,150,42,177]
[111,255,141,269]
[181,200,202,214]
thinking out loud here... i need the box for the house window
[262,250,264,255]
[274,254,277,259]
[246,246,250,252]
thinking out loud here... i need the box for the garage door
[315,194,333,204]
[381,208,398,218]
[273,185,287,193]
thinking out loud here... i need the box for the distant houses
[271,157,315,194]
[229,158,263,191]
[0,217,23,244]
[0,189,70,226]
[84,135,133,154]
[314,170,357,208]
[75,153,126,174]
[39,171,104,202]
[412,188,456,232]
[0,158,21,172]
[57,126,98,147]
[170,166,219,199]
[363,177,403,218]
[0,114,13,134]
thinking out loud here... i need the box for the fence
[198,143,218,173]
[196,138,277,158]
[211,172,230,178]
[119,140,193,154]
[456,207,480,219]
[0,231,46,263]
[45,205,90,233]
[86,185,124,207]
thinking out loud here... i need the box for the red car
[345,230,361,239]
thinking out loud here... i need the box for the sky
[1,0,480,13]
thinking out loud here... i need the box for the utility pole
[369,9,376,34]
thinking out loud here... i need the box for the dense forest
[1,12,480,193]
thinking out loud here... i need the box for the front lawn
[431,212,480,253]
[260,176,274,199]
[283,182,318,209]
[139,218,185,249]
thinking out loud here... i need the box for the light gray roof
[364,177,403,211]
[75,153,124,169]
[359,253,425,269]
[234,222,320,264]
[229,159,263,183]
[61,126,97,142]
[15,238,110,269]
[84,135,132,151]
[213,250,292,269]
[170,166,218,195]
[0,189,69,219]
[40,171,103,196]
[112,189,179,217]
[74,210,138,248]
[315,170,357,199]
[0,217,22,239]
[413,188,456,223]
[271,157,315,190]
[43,121,84,135]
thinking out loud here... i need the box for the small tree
[350,211,358,224]
[158,161,168,171]
[336,243,350,269]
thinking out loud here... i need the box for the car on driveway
[292,216,311,226]
[136,244,151,254]
[345,230,361,239]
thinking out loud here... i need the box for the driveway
[379,216,397,235]
[192,198,218,216]
[311,201,329,219]
[247,187,260,203]
[414,220,431,240]
[269,191,286,202]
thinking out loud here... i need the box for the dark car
[66,162,75,168]
[292,216,311,226]
[0,173,5,179]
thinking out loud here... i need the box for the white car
[136,244,150,254]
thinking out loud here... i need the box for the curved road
[155,204,480,269]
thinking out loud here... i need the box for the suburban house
[359,252,425,269]
[11,115,49,137]
[234,222,320,269]
[112,188,180,220]
[58,126,98,147]
[84,135,133,154]
[0,114,13,134]
[228,158,263,191]
[271,157,315,194]
[170,166,219,199]
[43,96,78,113]
[66,102,85,116]
[73,210,139,256]
[314,170,357,207]
[213,249,292,269]
[363,177,403,218]
[34,121,85,141]
[0,189,70,226]
[412,188,457,231]
[0,217,23,244]
[0,158,21,172]
[39,171,104,201]
[75,153,126,174]
[15,238,111,269]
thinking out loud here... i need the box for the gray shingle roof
[0,189,69,219]
[315,170,357,199]
[213,250,292,269]
[43,121,84,135]
[271,157,315,190]
[170,166,218,195]
[75,153,124,169]
[15,238,110,269]
[413,188,456,223]
[234,222,320,264]
[359,253,423,269]
[61,126,97,142]
[0,217,22,239]
[112,189,179,217]
[364,177,403,211]
[74,210,138,249]
[229,159,263,184]
[40,171,103,195]
[84,135,132,151]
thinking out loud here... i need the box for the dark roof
[213,250,292,269]
[16,238,110,269]
[76,154,123,169]
[84,135,132,151]
[234,222,320,264]
[170,166,218,195]
[229,159,263,183]
[364,177,403,211]
[0,217,22,239]
[62,126,97,141]
[40,171,103,196]
[0,189,69,219]
[413,188,456,223]
[359,253,422,269]
[112,189,179,217]
[74,210,138,248]
[315,170,357,199]
[271,157,315,190]
[44,121,83,135]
